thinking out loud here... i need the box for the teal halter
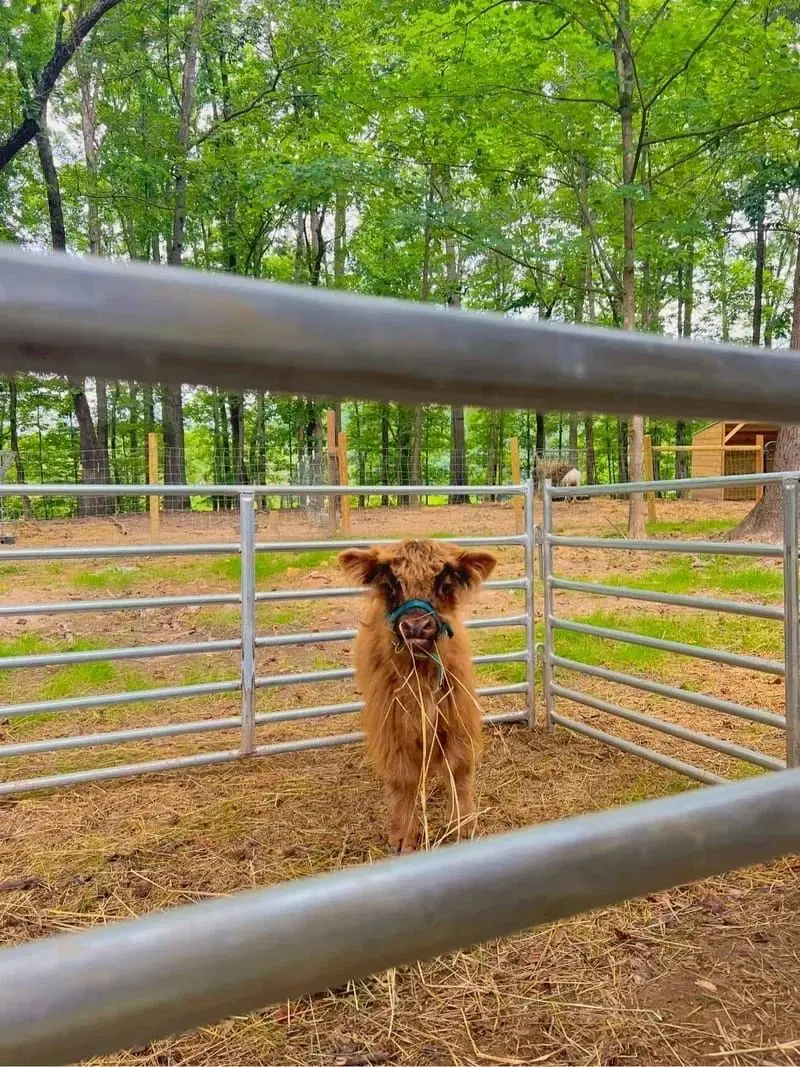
[387,599,454,640]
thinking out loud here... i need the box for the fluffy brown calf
[339,539,496,852]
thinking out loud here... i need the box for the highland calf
[339,539,496,853]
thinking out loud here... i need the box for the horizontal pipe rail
[0,658,527,719]
[554,470,800,498]
[551,684,784,772]
[550,655,784,729]
[0,534,524,564]
[550,617,785,676]
[550,577,784,621]
[0,482,525,498]
[0,578,527,619]
[548,535,782,558]
[0,681,530,760]
[0,638,240,671]
[10,767,800,1063]
[0,701,528,792]
[0,732,366,798]
[550,712,726,785]
[4,246,800,421]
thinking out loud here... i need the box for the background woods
[1,0,799,531]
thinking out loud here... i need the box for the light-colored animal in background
[561,467,582,503]
[339,539,496,853]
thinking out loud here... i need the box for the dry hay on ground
[3,498,800,1066]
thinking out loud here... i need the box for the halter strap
[387,599,454,639]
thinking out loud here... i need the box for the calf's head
[339,539,496,656]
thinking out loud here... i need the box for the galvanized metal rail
[3,249,800,1065]
[3,244,800,421]
[0,482,534,797]
[541,470,796,778]
[3,767,800,1065]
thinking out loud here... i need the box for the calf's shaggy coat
[339,539,496,852]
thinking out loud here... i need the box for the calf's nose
[399,612,438,643]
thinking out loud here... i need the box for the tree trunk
[334,191,346,287]
[443,169,469,504]
[615,1,644,537]
[410,169,436,508]
[380,405,390,507]
[162,386,188,510]
[753,207,766,346]
[161,0,204,511]
[617,419,630,483]
[95,379,111,483]
[35,104,66,253]
[229,393,247,485]
[70,379,111,516]
[585,417,596,485]
[675,246,694,491]
[0,0,124,173]
[730,237,800,541]
[8,378,32,517]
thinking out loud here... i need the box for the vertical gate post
[240,492,257,755]
[542,478,555,731]
[524,478,536,728]
[784,479,800,767]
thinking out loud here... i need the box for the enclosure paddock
[5,248,800,1066]
[3,494,800,1064]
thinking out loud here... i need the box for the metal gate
[541,471,799,779]
[0,481,536,797]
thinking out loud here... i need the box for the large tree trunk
[585,417,596,485]
[229,393,247,485]
[8,378,32,517]
[35,105,66,253]
[162,386,188,510]
[70,379,111,517]
[752,207,766,346]
[410,169,435,508]
[162,0,204,511]
[443,169,469,504]
[95,379,111,483]
[614,2,644,536]
[730,236,800,541]
[675,246,694,492]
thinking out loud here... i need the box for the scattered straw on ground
[2,498,800,1066]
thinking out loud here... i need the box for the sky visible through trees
[1,0,799,533]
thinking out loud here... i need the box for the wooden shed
[690,422,779,501]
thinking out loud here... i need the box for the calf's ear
[453,550,497,590]
[338,547,382,585]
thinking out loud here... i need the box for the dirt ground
[2,497,800,1066]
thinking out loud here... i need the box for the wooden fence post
[510,437,523,534]
[327,409,339,536]
[338,431,351,536]
[148,431,160,542]
[643,434,656,526]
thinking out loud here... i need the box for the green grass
[597,556,783,601]
[474,607,781,686]
[212,549,336,583]
[645,517,735,538]
[71,566,146,592]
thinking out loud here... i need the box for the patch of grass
[646,517,735,538]
[612,771,693,805]
[41,660,117,699]
[212,550,336,583]
[597,556,783,601]
[0,633,48,658]
[72,566,143,592]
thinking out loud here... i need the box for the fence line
[0,482,534,798]
[5,248,800,1064]
[541,469,796,779]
